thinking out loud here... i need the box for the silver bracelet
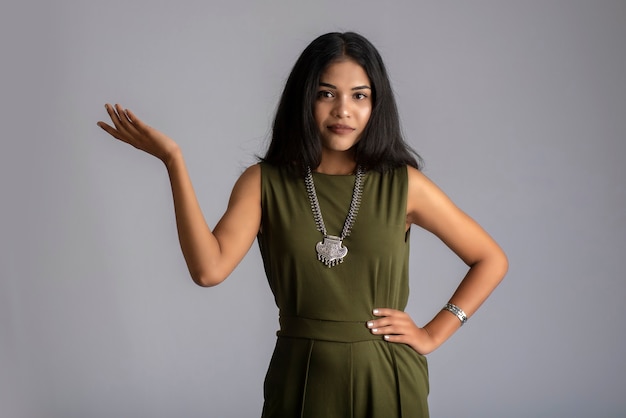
[443,303,468,326]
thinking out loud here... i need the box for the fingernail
[384,335,390,340]
[371,328,378,333]
[373,309,379,315]
[367,321,374,328]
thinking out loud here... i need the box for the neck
[314,150,357,175]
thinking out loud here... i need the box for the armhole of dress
[402,165,411,242]
[259,162,266,236]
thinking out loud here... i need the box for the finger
[104,103,120,120]
[113,105,144,140]
[97,122,129,143]
[105,104,125,130]
[114,104,134,130]
[105,103,131,133]
[96,121,110,130]
[368,321,406,336]
[124,108,148,133]
[124,108,139,124]
[367,317,392,329]
[97,121,120,138]
[372,308,402,317]
[370,324,396,335]
[383,334,410,344]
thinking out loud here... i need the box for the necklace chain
[304,166,365,267]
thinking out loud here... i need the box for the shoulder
[405,165,457,228]
[235,162,300,197]
[244,162,262,177]
[230,164,261,200]
[367,164,409,182]
[406,166,507,270]
[257,161,305,186]
[237,163,261,185]
[406,164,427,187]
[406,165,444,198]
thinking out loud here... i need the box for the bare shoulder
[406,165,432,193]
[406,164,475,239]
[406,165,453,227]
[214,163,261,241]
[406,165,506,267]
[238,163,262,185]
[229,163,261,201]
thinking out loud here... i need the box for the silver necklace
[304,166,365,267]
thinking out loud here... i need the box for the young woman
[98,32,508,418]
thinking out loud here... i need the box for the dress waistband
[277,316,382,343]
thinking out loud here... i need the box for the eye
[317,90,334,99]
[354,92,368,100]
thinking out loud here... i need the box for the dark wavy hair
[262,31,422,173]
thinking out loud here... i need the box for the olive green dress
[258,163,429,418]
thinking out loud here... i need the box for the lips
[327,124,355,134]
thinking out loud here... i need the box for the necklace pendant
[316,235,348,268]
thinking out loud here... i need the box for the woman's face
[314,59,372,155]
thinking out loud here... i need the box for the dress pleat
[300,340,314,418]
[349,344,354,418]
[389,344,404,417]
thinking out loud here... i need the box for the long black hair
[263,32,422,173]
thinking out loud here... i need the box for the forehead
[319,59,370,85]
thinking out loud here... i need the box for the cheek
[313,104,325,127]
[360,106,372,123]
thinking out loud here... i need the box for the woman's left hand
[367,308,439,355]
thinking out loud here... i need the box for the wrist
[163,145,183,169]
[409,326,439,355]
[422,309,464,348]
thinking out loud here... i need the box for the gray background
[1,0,625,417]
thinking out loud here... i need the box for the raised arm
[368,166,508,354]
[97,104,261,287]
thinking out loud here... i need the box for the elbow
[494,249,509,284]
[190,269,228,288]
[472,248,508,286]
[193,278,221,288]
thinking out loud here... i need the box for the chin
[323,139,360,152]
[324,145,358,154]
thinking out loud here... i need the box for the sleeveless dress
[257,162,430,418]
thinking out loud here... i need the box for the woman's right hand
[97,103,180,165]
[96,104,261,287]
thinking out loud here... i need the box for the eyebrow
[319,82,371,91]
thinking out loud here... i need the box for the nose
[333,96,350,118]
